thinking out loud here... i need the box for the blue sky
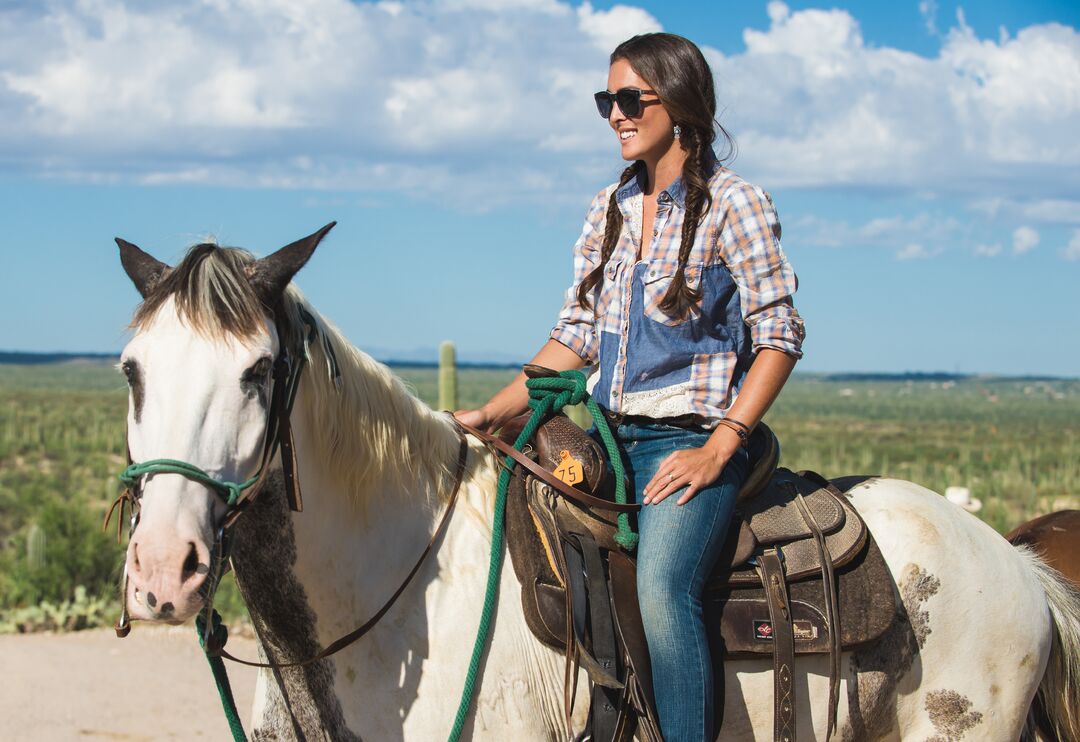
[0,0,1077,375]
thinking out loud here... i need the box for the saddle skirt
[501,412,898,742]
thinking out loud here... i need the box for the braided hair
[577,33,735,321]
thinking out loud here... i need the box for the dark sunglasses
[593,87,660,119]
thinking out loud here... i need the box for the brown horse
[1008,510,1080,589]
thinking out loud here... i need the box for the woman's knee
[636,559,691,622]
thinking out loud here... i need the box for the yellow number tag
[554,449,584,486]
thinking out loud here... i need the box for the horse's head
[115,223,334,624]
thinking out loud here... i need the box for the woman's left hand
[643,432,742,506]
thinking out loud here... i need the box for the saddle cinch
[500,411,897,742]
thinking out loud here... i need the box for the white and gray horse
[112,228,1080,741]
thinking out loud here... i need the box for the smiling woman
[457,32,804,742]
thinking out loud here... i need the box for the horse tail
[1017,546,1080,742]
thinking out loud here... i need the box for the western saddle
[493,406,896,742]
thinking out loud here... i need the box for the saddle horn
[249,222,336,305]
[116,238,170,298]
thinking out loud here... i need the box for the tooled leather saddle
[496,408,897,742]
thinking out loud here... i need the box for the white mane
[282,287,462,505]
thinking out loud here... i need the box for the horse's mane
[132,242,462,504]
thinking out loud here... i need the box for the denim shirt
[550,158,804,427]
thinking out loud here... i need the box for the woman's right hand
[454,339,588,435]
[453,406,497,434]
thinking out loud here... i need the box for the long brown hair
[577,33,734,319]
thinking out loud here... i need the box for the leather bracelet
[716,417,750,446]
[723,416,751,434]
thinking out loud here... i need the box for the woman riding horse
[457,32,804,741]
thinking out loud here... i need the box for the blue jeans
[610,422,749,742]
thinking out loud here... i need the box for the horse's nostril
[182,542,199,578]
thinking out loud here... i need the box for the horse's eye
[244,357,273,384]
[121,360,137,383]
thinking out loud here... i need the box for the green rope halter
[448,369,634,741]
[119,459,260,508]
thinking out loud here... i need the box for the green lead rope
[448,370,634,741]
[197,611,247,742]
[118,461,256,742]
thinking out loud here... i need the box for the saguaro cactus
[438,340,458,411]
[26,523,46,572]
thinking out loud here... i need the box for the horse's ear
[116,238,170,299]
[249,222,336,305]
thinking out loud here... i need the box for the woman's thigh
[621,426,748,599]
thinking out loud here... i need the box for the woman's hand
[453,407,497,434]
[455,339,588,436]
[643,428,742,506]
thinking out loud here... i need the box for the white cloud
[896,243,932,260]
[973,243,1002,257]
[898,244,933,261]
[576,2,662,53]
[0,0,644,204]
[705,4,1080,193]
[1012,225,1040,255]
[971,197,1080,225]
[919,0,939,36]
[1065,229,1080,261]
[790,211,963,251]
[0,1,1076,207]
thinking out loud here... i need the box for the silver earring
[673,124,681,139]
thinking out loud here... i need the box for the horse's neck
[227,373,451,730]
[231,376,571,738]
[267,372,461,629]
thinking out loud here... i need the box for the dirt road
[0,626,258,741]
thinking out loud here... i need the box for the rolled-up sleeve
[718,182,805,359]
[549,188,609,364]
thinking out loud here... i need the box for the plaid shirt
[550,160,804,427]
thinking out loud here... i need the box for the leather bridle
[107,309,316,640]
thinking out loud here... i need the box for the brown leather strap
[757,549,796,742]
[796,469,847,500]
[278,411,303,513]
[208,426,470,668]
[454,418,639,514]
[794,488,841,740]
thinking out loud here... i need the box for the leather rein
[208,417,630,671]
[453,418,639,514]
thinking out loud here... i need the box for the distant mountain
[0,348,526,368]
[2,351,1072,380]
[0,351,119,365]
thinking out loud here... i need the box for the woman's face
[606,58,675,163]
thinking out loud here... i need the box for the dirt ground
[0,626,258,741]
